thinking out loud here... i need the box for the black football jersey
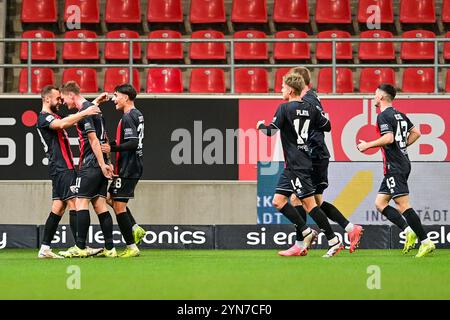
[271,100,330,171]
[114,108,144,178]
[376,107,414,175]
[76,100,108,169]
[302,89,331,160]
[37,111,74,176]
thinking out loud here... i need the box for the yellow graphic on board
[332,171,374,218]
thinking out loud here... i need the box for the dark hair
[290,67,311,86]
[114,83,137,101]
[60,81,81,95]
[40,85,59,99]
[378,83,396,101]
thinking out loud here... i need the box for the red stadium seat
[359,68,396,93]
[104,30,141,60]
[316,30,352,60]
[147,0,183,23]
[317,68,354,93]
[22,0,57,23]
[147,30,183,60]
[234,30,268,60]
[401,30,435,60]
[400,0,436,24]
[444,32,450,60]
[358,30,395,60]
[273,0,309,23]
[357,0,394,24]
[402,68,435,93]
[63,30,99,60]
[190,30,226,61]
[20,30,56,61]
[189,68,226,93]
[105,0,141,23]
[62,68,98,93]
[445,69,450,92]
[231,0,267,23]
[64,0,100,24]
[146,68,183,93]
[104,68,141,93]
[190,0,226,24]
[316,0,351,24]
[19,68,54,93]
[443,0,450,23]
[234,68,269,93]
[274,68,292,93]
[273,31,310,61]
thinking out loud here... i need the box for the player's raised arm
[49,105,101,130]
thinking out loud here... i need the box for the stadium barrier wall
[1,224,450,250]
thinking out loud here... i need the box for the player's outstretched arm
[92,92,110,105]
[357,132,394,152]
[49,106,101,130]
[87,132,113,178]
[407,127,421,146]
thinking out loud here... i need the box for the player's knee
[375,199,388,213]
[113,202,126,214]
[272,196,287,210]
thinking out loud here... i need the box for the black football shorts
[275,168,315,199]
[108,177,139,203]
[378,172,410,199]
[76,166,109,199]
[51,169,77,201]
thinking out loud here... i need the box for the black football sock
[295,205,307,223]
[76,209,90,249]
[403,208,427,241]
[381,206,408,231]
[42,212,62,246]
[116,212,135,245]
[98,211,114,250]
[309,206,336,241]
[126,207,137,226]
[69,210,77,241]
[321,201,349,229]
[279,202,308,241]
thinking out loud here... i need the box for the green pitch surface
[1,249,449,300]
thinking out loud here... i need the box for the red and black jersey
[376,107,414,175]
[76,100,108,169]
[37,111,74,176]
[114,108,144,179]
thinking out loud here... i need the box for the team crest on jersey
[84,122,92,130]
[45,115,55,122]
[380,124,390,131]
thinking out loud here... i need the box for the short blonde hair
[289,67,311,86]
[283,73,306,96]
[60,81,81,95]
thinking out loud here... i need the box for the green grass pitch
[1,249,449,300]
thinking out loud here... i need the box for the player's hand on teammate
[83,105,102,117]
[256,120,265,130]
[93,92,110,105]
[101,143,111,153]
[357,139,369,152]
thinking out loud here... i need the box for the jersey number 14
[293,119,310,145]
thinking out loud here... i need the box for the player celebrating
[37,85,101,258]
[257,73,343,258]
[58,81,117,258]
[99,84,146,258]
[357,84,435,258]
[288,67,363,253]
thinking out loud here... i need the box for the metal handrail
[3,37,450,94]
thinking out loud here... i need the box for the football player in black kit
[100,84,146,258]
[58,81,117,258]
[357,84,435,258]
[289,67,364,253]
[37,85,101,258]
[257,73,344,258]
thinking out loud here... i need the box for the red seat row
[20,29,449,61]
[21,0,447,25]
[18,67,442,94]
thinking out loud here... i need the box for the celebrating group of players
[37,82,145,258]
[257,67,436,258]
[36,65,436,259]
